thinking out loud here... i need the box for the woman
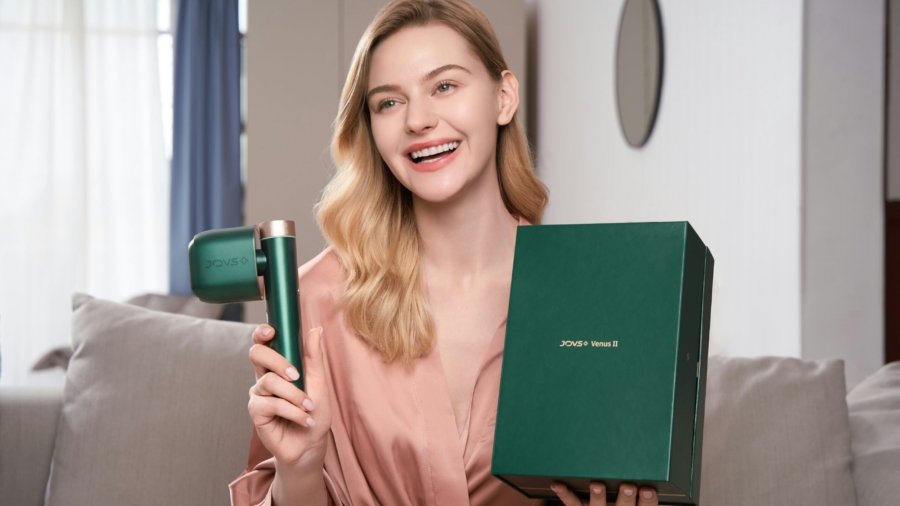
[230,1,658,505]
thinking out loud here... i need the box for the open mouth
[408,141,460,164]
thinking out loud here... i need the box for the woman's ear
[496,70,520,126]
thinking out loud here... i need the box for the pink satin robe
[229,248,545,506]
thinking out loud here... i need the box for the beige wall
[801,0,884,384]
[244,0,527,323]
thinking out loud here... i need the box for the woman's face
[366,23,518,206]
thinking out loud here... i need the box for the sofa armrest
[0,386,64,506]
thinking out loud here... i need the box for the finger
[252,324,276,345]
[303,327,324,361]
[636,487,657,506]
[587,482,606,506]
[249,342,300,382]
[550,482,585,506]
[614,483,638,506]
[247,391,314,428]
[302,327,326,392]
[250,372,315,412]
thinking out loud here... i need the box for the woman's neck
[413,181,519,287]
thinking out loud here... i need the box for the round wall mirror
[615,0,664,147]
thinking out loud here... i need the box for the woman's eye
[377,99,398,111]
[435,81,456,94]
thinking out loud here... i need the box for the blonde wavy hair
[317,0,548,363]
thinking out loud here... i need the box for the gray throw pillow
[45,293,257,506]
[33,293,225,373]
[846,361,900,506]
[126,292,225,319]
[700,356,858,506]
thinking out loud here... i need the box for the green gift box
[492,222,714,505]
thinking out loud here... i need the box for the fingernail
[264,327,274,337]
[591,484,603,495]
[305,416,316,427]
[549,483,559,493]
[642,490,653,499]
[302,398,315,411]
[286,367,300,381]
[623,487,635,497]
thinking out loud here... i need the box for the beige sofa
[1,293,898,506]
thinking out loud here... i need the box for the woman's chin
[408,184,468,207]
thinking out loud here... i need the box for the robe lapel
[413,321,510,506]
[414,346,471,506]
[462,322,507,464]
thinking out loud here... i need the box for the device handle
[259,221,303,389]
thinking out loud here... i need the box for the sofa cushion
[700,356,858,506]
[45,293,256,506]
[846,361,900,506]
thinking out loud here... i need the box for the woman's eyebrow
[367,64,471,99]
[423,63,471,81]
[367,83,401,99]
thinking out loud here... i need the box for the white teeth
[410,141,459,161]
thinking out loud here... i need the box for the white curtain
[0,0,169,386]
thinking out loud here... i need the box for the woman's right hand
[247,325,332,467]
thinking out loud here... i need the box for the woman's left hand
[550,481,658,506]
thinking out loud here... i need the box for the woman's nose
[405,100,437,134]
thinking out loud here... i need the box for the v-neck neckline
[421,215,527,441]
[412,320,508,505]
[434,318,508,440]
[409,216,528,504]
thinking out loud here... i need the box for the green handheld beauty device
[188,220,303,389]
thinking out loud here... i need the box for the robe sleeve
[228,429,338,506]
[229,428,278,506]
[228,457,275,506]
